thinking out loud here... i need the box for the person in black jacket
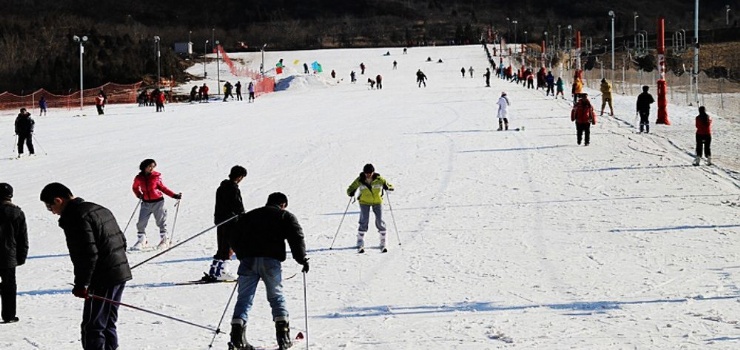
[40,183,132,350]
[229,192,309,350]
[636,85,655,133]
[204,165,247,282]
[14,108,35,158]
[0,183,28,324]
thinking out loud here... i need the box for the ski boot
[230,320,255,350]
[276,320,292,349]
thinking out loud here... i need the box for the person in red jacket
[131,159,182,250]
[570,93,597,146]
[95,94,105,115]
[693,106,712,166]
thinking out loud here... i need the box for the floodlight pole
[73,35,88,110]
[154,36,161,89]
[609,11,615,80]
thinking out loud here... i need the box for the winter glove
[301,258,310,273]
[72,286,88,299]
[173,193,182,199]
[348,191,355,197]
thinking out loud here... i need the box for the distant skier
[131,159,182,250]
[14,108,34,158]
[367,78,376,89]
[331,70,336,79]
[235,81,243,101]
[95,93,105,115]
[416,69,427,87]
[600,79,614,116]
[496,92,510,131]
[572,78,583,104]
[38,96,47,116]
[636,85,655,133]
[360,62,366,74]
[469,66,474,78]
[204,165,247,282]
[247,82,255,102]
[375,74,383,89]
[350,71,356,83]
[484,68,491,87]
[346,164,394,253]
[693,106,713,166]
[393,60,398,69]
[303,62,309,74]
[556,77,565,99]
[571,93,597,146]
[545,72,555,96]
[223,81,233,102]
[460,67,466,78]
[189,86,198,103]
[201,83,210,102]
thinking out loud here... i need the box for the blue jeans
[358,204,386,233]
[232,257,288,324]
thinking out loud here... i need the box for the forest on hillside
[0,0,736,93]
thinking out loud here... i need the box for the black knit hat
[363,163,375,173]
[0,183,12,200]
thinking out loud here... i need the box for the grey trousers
[358,204,386,233]
[136,200,167,237]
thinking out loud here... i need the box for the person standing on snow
[545,72,555,96]
[571,93,597,146]
[38,96,47,116]
[201,83,210,102]
[204,166,247,282]
[95,93,105,115]
[360,62,366,74]
[14,108,34,158]
[556,77,565,99]
[469,66,474,78]
[416,69,427,87]
[484,68,491,87]
[460,67,466,78]
[235,81,243,101]
[229,192,308,350]
[376,74,383,89]
[0,183,28,324]
[600,78,614,116]
[636,85,655,133]
[131,159,182,250]
[572,78,583,104]
[496,92,511,131]
[346,164,394,253]
[693,106,713,166]
[39,183,131,350]
[248,82,255,103]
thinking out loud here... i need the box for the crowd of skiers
[0,159,396,350]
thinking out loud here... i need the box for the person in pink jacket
[131,159,182,250]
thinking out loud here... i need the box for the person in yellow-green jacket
[346,164,394,253]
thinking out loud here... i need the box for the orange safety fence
[0,82,143,113]
[217,45,275,97]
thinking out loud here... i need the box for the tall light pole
[215,40,220,97]
[188,30,192,59]
[260,43,267,76]
[512,20,518,43]
[154,36,161,89]
[524,31,528,44]
[203,40,208,78]
[609,11,616,77]
[727,5,732,26]
[72,35,87,110]
[634,12,639,49]
[693,0,699,104]
[557,25,561,52]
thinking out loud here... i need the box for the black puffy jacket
[14,113,35,135]
[231,205,306,264]
[0,200,29,269]
[214,179,244,225]
[57,198,132,288]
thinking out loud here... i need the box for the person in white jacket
[496,92,511,130]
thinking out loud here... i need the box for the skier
[600,78,614,116]
[360,62,365,74]
[235,81,243,101]
[201,83,210,102]
[555,77,565,99]
[38,96,47,116]
[350,71,356,83]
[303,63,309,74]
[545,71,555,96]
[223,81,234,102]
[346,164,394,253]
[469,66,474,78]
[693,106,713,166]
[572,78,583,104]
[460,67,466,78]
[636,85,655,133]
[14,108,34,158]
[0,183,28,324]
[39,183,132,350]
[416,69,427,88]
[204,166,247,282]
[131,159,182,250]
[484,68,491,87]
[496,92,510,131]
[95,93,105,115]
[393,60,397,70]
[375,74,383,89]
[571,93,597,146]
[189,86,198,103]
[230,192,309,350]
[331,70,336,79]
[247,82,255,103]
[367,78,376,89]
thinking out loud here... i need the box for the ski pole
[87,293,217,332]
[130,214,238,270]
[12,134,17,154]
[385,191,402,246]
[329,197,353,250]
[122,199,142,236]
[169,198,182,242]
[302,271,309,350]
[31,134,48,155]
[207,281,239,349]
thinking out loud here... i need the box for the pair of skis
[358,245,387,254]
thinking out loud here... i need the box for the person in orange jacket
[570,93,597,146]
